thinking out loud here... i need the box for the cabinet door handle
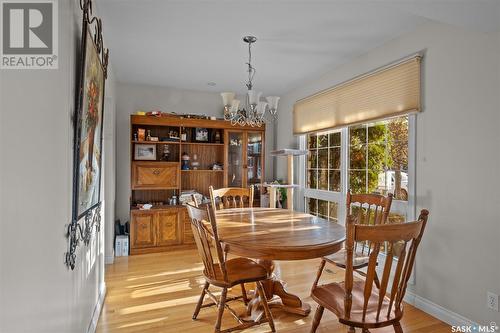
[152,169,161,175]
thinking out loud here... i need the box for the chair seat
[311,280,401,327]
[206,257,268,287]
[323,248,371,269]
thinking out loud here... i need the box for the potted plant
[271,180,287,208]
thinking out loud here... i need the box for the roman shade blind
[293,56,422,135]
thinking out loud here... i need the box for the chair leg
[312,259,327,292]
[215,287,227,333]
[193,281,209,320]
[240,283,249,305]
[310,305,324,333]
[257,281,275,332]
[393,322,403,333]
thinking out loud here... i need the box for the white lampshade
[266,96,280,110]
[230,99,240,113]
[221,92,235,106]
[256,101,268,115]
[247,90,262,106]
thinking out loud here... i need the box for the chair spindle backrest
[189,194,199,207]
[346,191,393,255]
[209,186,254,210]
[185,203,227,282]
[343,209,429,322]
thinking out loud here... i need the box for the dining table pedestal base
[245,259,311,319]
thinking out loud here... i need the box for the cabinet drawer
[132,162,179,189]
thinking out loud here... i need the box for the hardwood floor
[97,249,450,333]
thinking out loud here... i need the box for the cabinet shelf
[181,142,224,146]
[132,140,180,144]
[181,169,223,173]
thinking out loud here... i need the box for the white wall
[0,0,115,332]
[115,82,275,223]
[276,22,500,324]
[103,91,117,265]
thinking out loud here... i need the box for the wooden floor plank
[97,249,450,333]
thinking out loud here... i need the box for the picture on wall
[73,25,106,221]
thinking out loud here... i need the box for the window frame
[299,114,416,226]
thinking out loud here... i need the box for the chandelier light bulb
[221,92,235,106]
[248,90,262,106]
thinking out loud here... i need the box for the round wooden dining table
[215,207,346,317]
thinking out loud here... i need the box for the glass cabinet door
[227,132,243,187]
[247,132,263,202]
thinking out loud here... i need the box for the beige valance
[293,56,422,135]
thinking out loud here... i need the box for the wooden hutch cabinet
[129,115,265,255]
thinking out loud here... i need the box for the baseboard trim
[86,283,106,333]
[404,290,476,327]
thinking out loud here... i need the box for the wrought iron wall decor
[65,0,109,270]
[66,203,102,269]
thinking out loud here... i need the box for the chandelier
[221,36,279,127]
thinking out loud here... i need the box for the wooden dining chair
[312,191,393,290]
[186,203,275,333]
[310,209,429,333]
[208,185,255,303]
[209,186,254,210]
[190,194,199,207]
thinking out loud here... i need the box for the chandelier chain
[246,41,256,91]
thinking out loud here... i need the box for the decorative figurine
[181,152,190,170]
[161,145,170,161]
[191,154,200,170]
[180,127,187,141]
[211,162,223,170]
[168,130,180,140]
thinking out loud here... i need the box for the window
[303,115,413,226]
[307,198,338,222]
[307,131,341,192]
[349,117,408,200]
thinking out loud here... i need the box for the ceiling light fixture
[221,36,279,127]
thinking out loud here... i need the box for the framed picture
[72,22,107,221]
[66,0,110,270]
[195,127,209,142]
[135,144,157,160]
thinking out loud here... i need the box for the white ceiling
[98,0,500,96]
